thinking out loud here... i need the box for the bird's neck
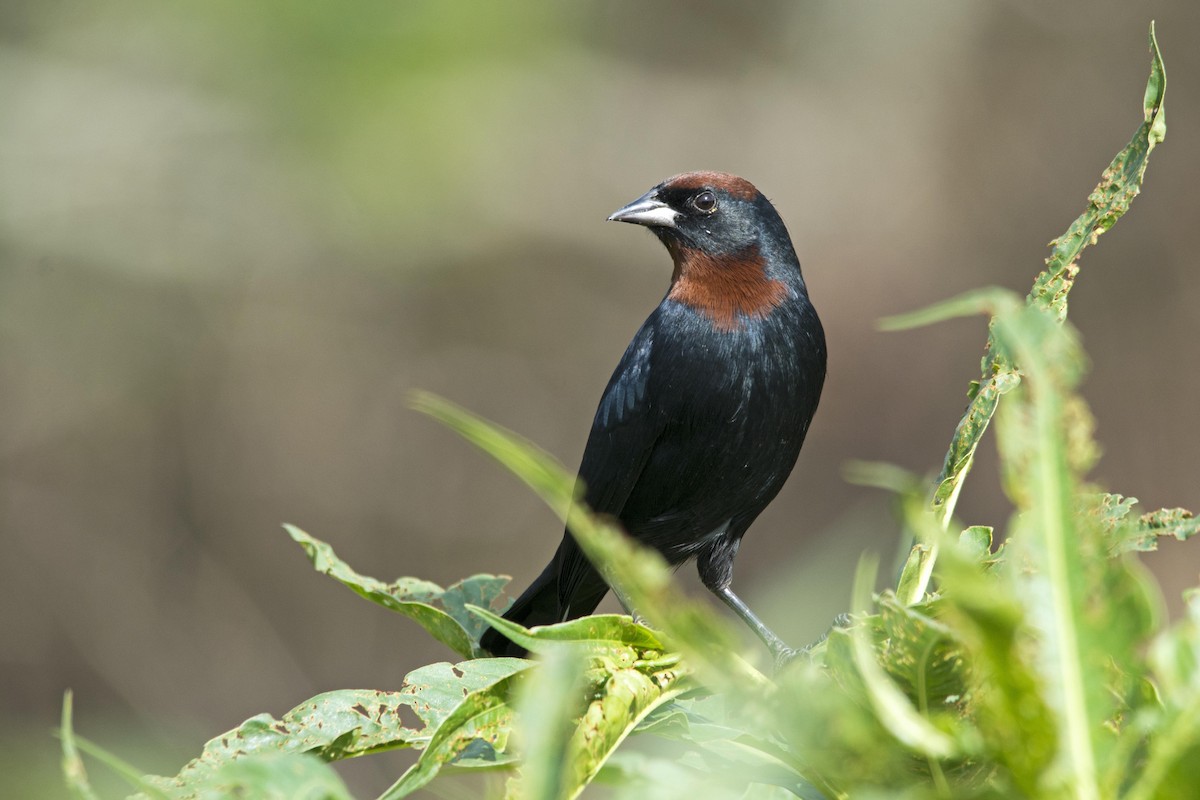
[664,241,789,332]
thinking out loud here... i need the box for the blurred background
[3,1,1199,796]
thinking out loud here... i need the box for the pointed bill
[607,190,678,228]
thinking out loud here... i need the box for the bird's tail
[480,545,608,657]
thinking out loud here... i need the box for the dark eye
[691,190,718,214]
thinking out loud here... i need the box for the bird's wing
[557,318,666,607]
[579,318,663,515]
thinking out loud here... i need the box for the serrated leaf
[880,23,1168,611]
[934,538,1058,795]
[848,558,958,760]
[1136,507,1199,542]
[1118,510,1195,554]
[1092,494,1200,554]
[284,524,510,657]
[874,595,968,713]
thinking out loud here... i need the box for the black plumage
[481,172,826,661]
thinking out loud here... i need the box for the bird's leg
[698,537,797,665]
[712,585,798,666]
[610,584,649,627]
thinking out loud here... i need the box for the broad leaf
[378,666,526,799]
[468,608,669,665]
[187,752,352,800]
[142,659,530,799]
[285,523,510,657]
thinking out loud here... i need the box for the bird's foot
[770,613,853,672]
[771,645,804,671]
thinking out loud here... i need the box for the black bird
[481,172,826,662]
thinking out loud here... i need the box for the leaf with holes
[378,667,527,799]
[140,658,530,799]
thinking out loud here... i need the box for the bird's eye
[691,190,718,214]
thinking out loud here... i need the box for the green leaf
[550,510,766,692]
[396,658,530,752]
[60,693,170,799]
[957,526,994,564]
[994,309,1099,798]
[284,523,510,658]
[847,557,959,760]
[558,665,689,799]
[878,287,1020,332]
[1137,507,1200,544]
[60,691,100,800]
[990,304,1161,798]
[1145,21,1168,146]
[1029,21,1166,322]
[468,608,670,665]
[144,659,530,798]
[1125,594,1200,800]
[378,666,526,799]
[880,23,1168,609]
[507,647,588,800]
[189,752,352,800]
[933,532,1058,795]
[594,751,729,799]
[873,595,968,714]
[1090,494,1200,554]
[485,616,695,800]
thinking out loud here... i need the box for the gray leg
[612,590,649,627]
[713,585,798,666]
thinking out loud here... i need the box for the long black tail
[480,543,608,657]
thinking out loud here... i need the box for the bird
[480,171,826,662]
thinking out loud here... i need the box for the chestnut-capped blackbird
[480,172,826,662]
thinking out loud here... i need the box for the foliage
[61,22,1200,800]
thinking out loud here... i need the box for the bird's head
[608,171,780,254]
[609,172,801,330]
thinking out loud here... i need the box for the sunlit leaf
[189,752,352,800]
[285,524,511,657]
[1126,594,1200,800]
[378,665,526,799]
[1090,494,1200,554]
[468,608,674,671]
[880,22,1168,609]
[506,647,588,800]
[143,659,529,799]
[848,558,959,760]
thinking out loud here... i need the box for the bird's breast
[666,245,790,333]
[654,297,822,433]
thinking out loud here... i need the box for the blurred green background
[3,1,1199,796]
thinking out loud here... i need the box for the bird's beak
[607,190,678,228]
